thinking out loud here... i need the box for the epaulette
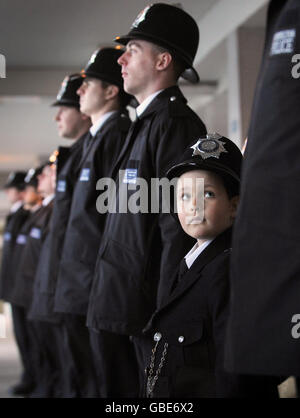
[118,112,131,132]
[167,95,189,118]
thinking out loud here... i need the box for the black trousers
[89,329,140,398]
[61,314,99,398]
[28,320,64,398]
[11,305,37,390]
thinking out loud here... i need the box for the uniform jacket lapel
[111,86,188,179]
[156,228,233,316]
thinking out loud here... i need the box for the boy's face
[176,169,238,244]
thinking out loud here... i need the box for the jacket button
[178,336,185,343]
[170,96,176,102]
[154,332,162,342]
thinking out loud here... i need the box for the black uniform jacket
[4,206,43,304]
[54,111,131,316]
[87,86,207,336]
[225,0,300,377]
[0,205,29,301]
[11,200,53,309]
[135,229,279,398]
[29,135,85,322]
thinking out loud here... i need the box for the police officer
[5,168,43,396]
[53,48,132,397]
[0,172,30,396]
[225,0,300,379]
[10,162,61,398]
[0,172,28,302]
[28,74,91,397]
[87,3,207,397]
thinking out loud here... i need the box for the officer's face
[177,170,238,245]
[4,187,23,204]
[54,106,84,139]
[23,186,40,206]
[118,40,161,102]
[37,165,55,198]
[77,78,108,117]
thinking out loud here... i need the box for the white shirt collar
[136,90,164,118]
[184,239,214,269]
[89,111,117,137]
[42,194,55,207]
[10,200,23,213]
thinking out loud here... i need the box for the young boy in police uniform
[133,133,280,398]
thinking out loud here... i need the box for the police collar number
[57,179,67,192]
[30,228,41,240]
[16,234,27,245]
[270,29,296,56]
[123,168,138,184]
[79,168,90,182]
[4,232,11,241]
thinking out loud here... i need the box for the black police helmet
[166,133,243,198]
[24,161,52,188]
[81,47,132,107]
[52,74,83,109]
[115,3,200,83]
[3,171,26,191]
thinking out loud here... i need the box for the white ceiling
[0,0,220,68]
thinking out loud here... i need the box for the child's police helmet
[114,3,200,83]
[166,133,243,197]
[52,74,83,109]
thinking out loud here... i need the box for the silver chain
[146,341,168,398]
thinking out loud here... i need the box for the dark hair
[151,44,186,81]
[221,174,240,199]
[100,80,130,109]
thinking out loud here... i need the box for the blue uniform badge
[123,168,138,184]
[30,228,41,240]
[79,168,90,182]
[57,179,67,192]
[4,232,11,241]
[16,234,27,245]
[270,29,296,56]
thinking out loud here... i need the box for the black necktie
[178,258,188,282]
[83,132,94,156]
[171,258,189,292]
